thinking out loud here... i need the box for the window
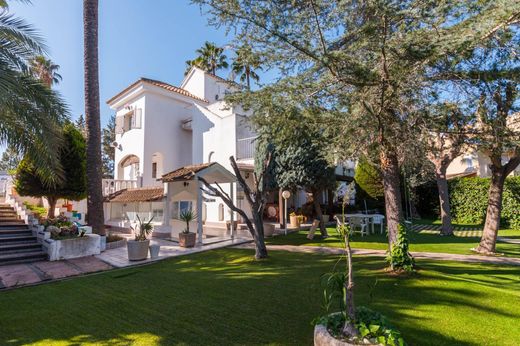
[171,201,193,219]
[152,162,157,179]
[218,203,224,221]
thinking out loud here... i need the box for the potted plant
[178,209,197,248]
[289,212,300,228]
[263,223,275,237]
[127,215,153,261]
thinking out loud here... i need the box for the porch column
[230,182,235,239]
[163,183,171,227]
[196,179,203,245]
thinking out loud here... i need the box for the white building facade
[104,68,259,240]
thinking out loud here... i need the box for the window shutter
[134,108,142,129]
[115,116,124,134]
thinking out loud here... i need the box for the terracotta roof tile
[161,162,215,182]
[107,78,208,105]
[105,187,164,203]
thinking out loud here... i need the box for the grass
[0,249,519,345]
[267,226,520,258]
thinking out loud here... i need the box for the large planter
[127,239,150,261]
[314,313,379,346]
[263,223,275,237]
[322,215,330,224]
[45,234,101,261]
[179,232,196,248]
[290,215,300,228]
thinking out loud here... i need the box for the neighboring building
[447,114,520,179]
[446,150,520,179]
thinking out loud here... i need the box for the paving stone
[66,256,113,273]
[32,260,81,279]
[0,264,41,288]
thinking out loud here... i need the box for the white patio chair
[371,214,385,234]
[348,216,369,237]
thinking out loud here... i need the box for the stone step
[0,242,42,254]
[0,228,32,236]
[0,250,47,266]
[0,218,22,223]
[0,234,36,244]
[0,223,29,230]
[0,222,27,228]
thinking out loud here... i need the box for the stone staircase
[0,204,46,265]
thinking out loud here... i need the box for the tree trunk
[312,189,328,237]
[327,188,334,211]
[380,149,402,246]
[83,0,105,235]
[252,210,268,259]
[435,164,454,236]
[477,170,506,254]
[342,234,359,337]
[47,197,57,218]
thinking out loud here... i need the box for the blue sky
[9,0,233,127]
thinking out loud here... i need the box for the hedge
[449,177,520,229]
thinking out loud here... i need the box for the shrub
[314,308,405,346]
[386,223,415,272]
[354,157,384,199]
[449,177,520,229]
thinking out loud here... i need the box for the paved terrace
[0,237,250,290]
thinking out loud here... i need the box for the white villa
[102,67,355,243]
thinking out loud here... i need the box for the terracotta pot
[179,232,196,248]
[263,223,275,237]
[127,239,150,261]
[290,215,300,228]
[226,220,238,231]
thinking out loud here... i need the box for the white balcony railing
[236,136,257,160]
[102,179,138,196]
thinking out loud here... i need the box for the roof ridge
[107,77,209,105]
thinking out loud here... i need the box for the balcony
[236,136,257,160]
[102,179,138,196]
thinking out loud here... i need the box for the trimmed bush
[449,177,520,229]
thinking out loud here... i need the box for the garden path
[235,243,520,266]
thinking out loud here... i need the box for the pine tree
[101,115,115,178]
[0,146,21,173]
[193,0,519,250]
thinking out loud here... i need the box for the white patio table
[344,214,385,234]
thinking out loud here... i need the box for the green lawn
[0,249,519,345]
[267,227,520,257]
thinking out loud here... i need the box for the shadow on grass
[0,250,518,346]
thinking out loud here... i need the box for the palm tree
[29,55,62,87]
[83,0,105,235]
[231,44,261,89]
[187,41,228,75]
[0,10,67,184]
[184,56,203,75]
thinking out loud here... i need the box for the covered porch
[161,162,238,245]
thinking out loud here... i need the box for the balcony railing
[236,136,257,160]
[102,179,138,196]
